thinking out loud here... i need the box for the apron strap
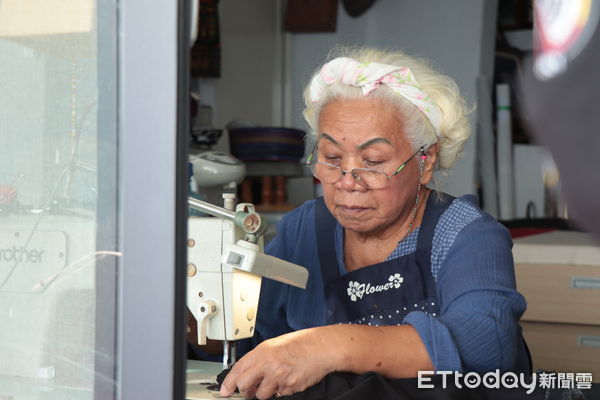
[315,192,456,284]
[416,192,455,252]
[315,197,340,283]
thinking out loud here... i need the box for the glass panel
[0,0,118,398]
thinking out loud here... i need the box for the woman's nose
[336,168,364,190]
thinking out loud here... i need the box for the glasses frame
[306,143,425,189]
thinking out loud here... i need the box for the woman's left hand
[219,327,337,399]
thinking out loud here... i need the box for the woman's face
[316,98,423,236]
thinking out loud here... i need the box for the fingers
[219,332,325,399]
[236,369,264,399]
[254,380,279,400]
[219,363,242,397]
[220,360,287,399]
[228,368,299,399]
[220,360,264,399]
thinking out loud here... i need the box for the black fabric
[216,368,600,399]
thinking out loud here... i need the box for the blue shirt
[250,195,529,373]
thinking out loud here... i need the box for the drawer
[516,263,600,325]
[522,321,600,381]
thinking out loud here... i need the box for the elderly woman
[220,48,530,398]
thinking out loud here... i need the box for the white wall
[290,0,498,197]
[197,0,281,132]
[288,5,368,129]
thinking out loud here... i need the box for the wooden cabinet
[513,231,600,381]
[517,263,600,325]
[520,322,600,378]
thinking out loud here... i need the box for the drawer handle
[571,277,600,289]
[578,336,600,348]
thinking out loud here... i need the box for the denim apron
[315,193,454,325]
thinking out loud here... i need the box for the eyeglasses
[306,144,425,189]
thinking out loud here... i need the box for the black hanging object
[342,0,377,17]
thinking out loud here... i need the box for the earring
[418,157,425,183]
[408,158,425,234]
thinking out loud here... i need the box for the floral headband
[309,57,443,137]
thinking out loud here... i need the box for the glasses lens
[353,169,388,189]
[312,163,341,184]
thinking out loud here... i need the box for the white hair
[302,47,472,171]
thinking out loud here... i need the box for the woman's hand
[219,327,337,399]
[220,324,433,398]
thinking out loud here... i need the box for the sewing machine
[187,195,308,368]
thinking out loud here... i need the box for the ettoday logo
[418,370,537,394]
[418,370,593,392]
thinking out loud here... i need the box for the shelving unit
[514,231,600,381]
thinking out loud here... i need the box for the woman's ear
[420,143,439,185]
